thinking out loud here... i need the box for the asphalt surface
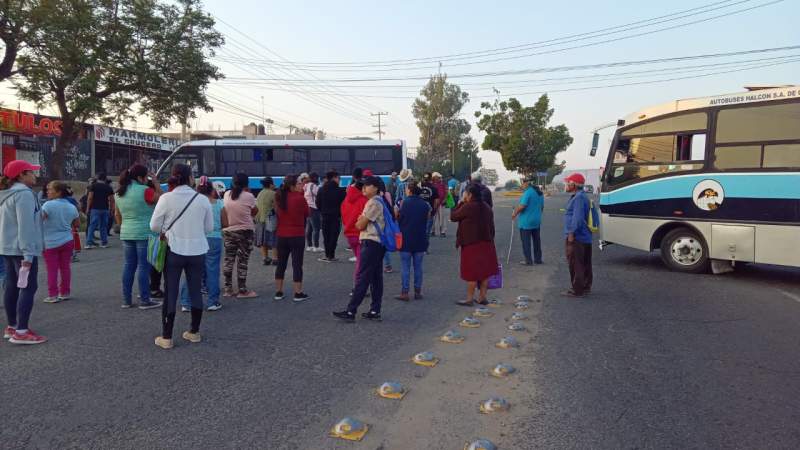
[2,194,800,449]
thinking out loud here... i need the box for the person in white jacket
[0,160,46,345]
[149,164,213,350]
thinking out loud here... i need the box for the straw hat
[398,168,412,182]
[432,171,442,179]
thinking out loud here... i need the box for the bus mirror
[590,133,600,156]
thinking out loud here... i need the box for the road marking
[777,288,800,304]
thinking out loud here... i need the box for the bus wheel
[660,228,709,274]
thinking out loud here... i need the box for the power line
[371,112,388,140]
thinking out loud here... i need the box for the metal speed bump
[464,438,498,450]
[376,381,408,400]
[479,396,510,414]
[329,417,369,441]
[460,317,481,328]
[412,351,439,367]
[514,301,530,310]
[440,329,465,344]
[473,307,494,318]
[486,298,503,308]
[495,336,520,349]
[490,363,516,378]
[508,322,526,332]
[510,312,528,321]
[517,295,532,302]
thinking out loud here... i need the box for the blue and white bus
[156,139,407,189]
[597,85,800,273]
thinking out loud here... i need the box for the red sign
[0,109,62,136]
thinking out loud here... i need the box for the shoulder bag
[147,192,199,272]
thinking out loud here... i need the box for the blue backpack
[372,198,403,252]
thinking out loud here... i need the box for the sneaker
[182,331,202,343]
[43,296,61,304]
[361,311,382,321]
[3,326,15,339]
[237,290,258,299]
[181,306,190,313]
[414,290,424,300]
[519,260,533,266]
[317,257,332,263]
[207,303,223,311]
[384,266,393,273]
[84,244,96,250]
[223,288,236,298]
[274,291,285,301]
[121,303,133,309]
[333,310,355,322]
[348,256,357,262]
[305,246,314,252]
[139,300,162,310]
[395,293,410,302]
[315,247,324,253]
[154,336,173,349]
[9,330,47,345]
[561,289,585,298]
[293,292,311,303]
[150,290,165,299]
[58,294,71,301]
[100,244,109,249]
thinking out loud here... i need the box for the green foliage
[0,0,36,81]
[475,94,573,177]
[504,179,520,190]
[411,74,474,174]
[13,0,223,179]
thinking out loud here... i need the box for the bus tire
[659,228,710,274]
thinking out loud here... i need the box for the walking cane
[506,210,515,265]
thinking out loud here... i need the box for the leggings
[3,256,38,330]
[162,250,204,339]
[275,236,305,283]
[223,229,254,291]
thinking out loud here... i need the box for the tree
[475,94,573,177]
[0,0,36,82]
[411,74,472,173]
[13,0,223,179]
[546,159,567,184]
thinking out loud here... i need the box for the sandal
[476,299,489,306]
[237,290,258,299]
[456,300,475,307]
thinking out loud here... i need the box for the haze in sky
[2,0,797,178]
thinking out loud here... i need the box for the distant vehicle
[596,85,800,273]
[584,185,595,194]
[156,139,407,189]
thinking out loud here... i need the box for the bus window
[713,145,761,170]
[621,112,706,137]
[608,132,705,187]
[763,143,800,168]
[716,102,800,144]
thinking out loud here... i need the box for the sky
[1,0,798,180]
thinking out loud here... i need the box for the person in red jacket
[341,178,368,288]
[274,174,310,302]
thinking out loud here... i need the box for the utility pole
[371,112,388,140]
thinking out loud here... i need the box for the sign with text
[0,109,62,136]
[94,125,180,152]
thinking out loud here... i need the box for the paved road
[2,195,800,449]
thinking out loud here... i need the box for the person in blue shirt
[512,176,544,265]
[447,174,459,203]
[562,173,593,297]
[394,181,431,301]
[41,181,80,303]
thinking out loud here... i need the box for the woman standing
[274,174,310,302]
[179,176,224,311]
[222,172,258,298]
[115,164,162,309]
[150,164,213,350]
[0,160,46,344]
[304,172,322,252]
[395,181,431,301]
[254,177,277,265]
[41,181,80,303]
[450,183,498,306]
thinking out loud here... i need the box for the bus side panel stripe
[600,197,800,223]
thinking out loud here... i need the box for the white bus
[156,139,407,189]
[596,85,800,273]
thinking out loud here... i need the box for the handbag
[487,263,503,290]
[147,192,199,272]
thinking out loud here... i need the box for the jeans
[321,214,341,259]
[162,250,204,339]
[384,251,392,268]
[400,251,424,292]
[181,237,222,308]
[520,228,543,264]
[86,209,110,246]
[43,241,73,297]
[276,236,305,283]
[347,240,386,314]
[305,208,321,248]
[122,239,151,304]
[426,217,434,236]
[3,256,38,330]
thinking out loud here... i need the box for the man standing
[317,171,346,262]
[563,173,592,297]
[512,177,544,265]
[387,172,398,202]
[431,172,448,237]
[419,172,439,238]
[470,171,493,208]
[85,173,114,249]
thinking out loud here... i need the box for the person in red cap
[0,160,47,344]
[563,172,592,297]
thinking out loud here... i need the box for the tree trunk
[49,117,79,181]
[0,42,18,82]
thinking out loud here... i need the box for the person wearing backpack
[333,176,388,322]
[563,173,593,298]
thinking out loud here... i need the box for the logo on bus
[692,180,724,211]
